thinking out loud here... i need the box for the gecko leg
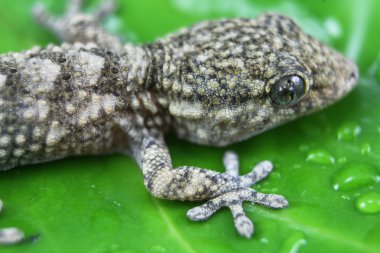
[33,0,116,30]
[66,0,84,16]
[133,135,288,238]
[0,200,25,245]
[32,0,123,51]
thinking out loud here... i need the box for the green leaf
[1,0,380,252]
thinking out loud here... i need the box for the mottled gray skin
[0,0,358,243]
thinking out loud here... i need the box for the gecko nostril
[348,70,358,84]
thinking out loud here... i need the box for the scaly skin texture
[0,0,358,243]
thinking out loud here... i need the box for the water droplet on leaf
[361,143,372,155]
[337,157,347,164]
[306,150,335,165]
[332,162,379,191]
[356,192,380,214]
[279,232,306,253]
[337,122,361,142]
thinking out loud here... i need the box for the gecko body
[0,0,358,244]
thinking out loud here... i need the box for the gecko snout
[332,56,359,98]
[345,60,359,92]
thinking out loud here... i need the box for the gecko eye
[267,75,306,107]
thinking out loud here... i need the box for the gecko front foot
[33,0,117,39]
[0,200,25,245]
[187,152,288,238]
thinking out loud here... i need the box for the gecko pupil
[267,75,306,107]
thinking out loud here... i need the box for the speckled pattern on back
[0,0,358,244]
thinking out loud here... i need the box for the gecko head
[161,13,359,146]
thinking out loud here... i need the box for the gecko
[0,0,358,244]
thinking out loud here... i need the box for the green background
[1,0,380,252]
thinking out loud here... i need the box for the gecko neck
[120,44,152,90]
[118,44,172,131]
[143,42,173,92]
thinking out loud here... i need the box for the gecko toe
[0,228,25,245]
[187,206,211,221]
[234,215,253,238]
[240,160,273,187]
[229,204,254,238]
[253,192,289,208]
